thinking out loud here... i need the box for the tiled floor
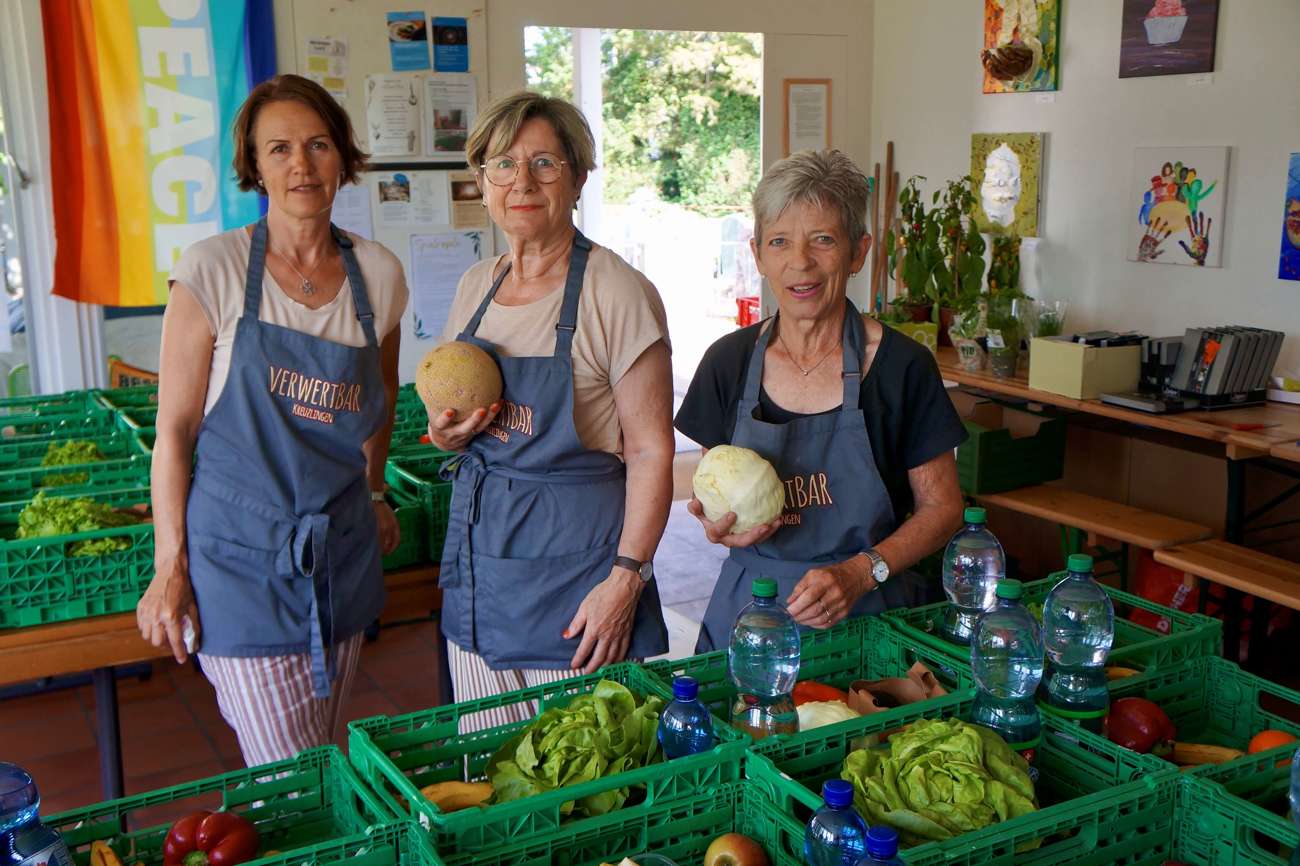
[0,502,723,817]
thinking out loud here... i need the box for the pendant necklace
[778,327,838,377]
[273,245,327,295]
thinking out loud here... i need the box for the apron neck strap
[459,230,594,360]
[740,297,864,412]
[243,219,378,348]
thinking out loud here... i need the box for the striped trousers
[199,633,364,767]
[445,641,577,732]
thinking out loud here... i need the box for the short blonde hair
[466,91,596,184]
[753,149,871,247]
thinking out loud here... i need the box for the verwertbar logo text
[486,400,534,444]
[780,472,834,525]
[269,366,363,425]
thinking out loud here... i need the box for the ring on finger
[819,601,830,621]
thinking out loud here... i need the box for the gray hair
[752,149,871,247]
[466,91,596,183]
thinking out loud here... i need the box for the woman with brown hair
[135,74,408,765]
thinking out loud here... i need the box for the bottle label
[1006,738,1041,784]
[22,841,74,866]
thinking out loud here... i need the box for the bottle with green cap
[728,577,800,738]
[940,506,1005,645]
[971,579,1045,780]
[1039,554,1115,733]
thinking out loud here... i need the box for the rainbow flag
[43,0,275,307]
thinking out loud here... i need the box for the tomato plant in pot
[886,175,986,346]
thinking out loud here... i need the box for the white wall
[871,0,1300,374]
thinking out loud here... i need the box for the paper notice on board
[787,83,828,153]
[449,170,488,229]
[410,232,482,340]
[375,170,450,227]
[424,74,476,158]
[331,183,373,240]
[432,17,470,72]
[305,37,348,102]
[365,74,421,157]
[387,11,430,71]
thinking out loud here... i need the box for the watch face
[872,559,890,582]
[639,562,654,582]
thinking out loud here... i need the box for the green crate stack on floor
[45,747,430,866]
[384,448,456,564]
[346,662,748,860]
[883,571,1223,676]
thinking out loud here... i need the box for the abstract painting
[1119,0,1220,78]
[1281,154,1300,282]
[982,0,1060,94]
[1129,146,1228,268]
[971,133,1044,237]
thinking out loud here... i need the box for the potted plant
[886,175,987,346]
[948,305,986,372]
[985,295,1023,378]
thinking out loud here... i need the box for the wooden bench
[975,485,1215,587]
[1155,541,1300,612]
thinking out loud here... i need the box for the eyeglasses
[479,152,567,186]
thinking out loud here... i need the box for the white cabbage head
[692,445,785,533]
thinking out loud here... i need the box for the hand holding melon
[415,342,504,450]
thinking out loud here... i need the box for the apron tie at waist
[728,545,859,580]
[441,452,628,527]
[283,511,336,698]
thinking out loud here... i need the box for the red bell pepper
[792,681,848,706]
[1104,697,1177,757]
[163,812,260,866]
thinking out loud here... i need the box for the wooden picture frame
[783,78,831,156]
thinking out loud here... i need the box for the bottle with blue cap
[856,826,903,865]
[940,507,1005,645]
[1289,745,1300,865]
[971,578,1045,780]
[729,577,800,739]
[1039,554,1114,733]
[657,675,716,758]
[804,779,867,866]
[1,764,74,866]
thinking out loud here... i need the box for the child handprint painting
[1129,146,1228,268]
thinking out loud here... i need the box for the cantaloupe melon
[415,342,503,420]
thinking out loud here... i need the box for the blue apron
[187,219,387,697]
[438,232,669,670]
[696,300,908,652]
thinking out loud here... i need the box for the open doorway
[525,27,763,453]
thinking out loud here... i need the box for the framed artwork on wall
[783,79,831,156]
[982,0,1061,93]
[1280,153,1300,282]
[1129,146,1228,268]
[971,132,1045,237]
[1119,0,1221,78]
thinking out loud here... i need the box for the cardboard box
[1028,336,1140,400]
[950,391,1067,494]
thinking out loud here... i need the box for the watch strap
[613,555,651,582]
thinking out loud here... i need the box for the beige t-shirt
[171,228,409,414]
[440,244,669,456]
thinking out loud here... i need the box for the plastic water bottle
[0,764,74,866]
[804,779,867,866]
[657,676,716,758]
[1289,745,1300,860]
[856,826,903,865]
[941,507,1005,645]
[1040,554,1115,733]
[971,579,1045,780]
[729,577,800,739]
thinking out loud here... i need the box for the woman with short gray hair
[676,149,967,653]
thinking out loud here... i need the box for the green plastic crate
[381,487,428,571]
[115,405,159,434]
[49,746,394,866]
[645,616,974,750]
[1105,655,1300,784]
[751,701,1179,866]
[0,389,102,415]
[94,384,160,411]
[346,662,748,857]
[0,406,117,440]
[1172,773,1300,866]
[0,487,154,629]
[440,772,806,866]
[954,396,1067,495]
[0,455,152,500]
[0,430,148,468]
[883,571,1222,675]
[384,450,455,557]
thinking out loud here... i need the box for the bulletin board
[289,0,494,382]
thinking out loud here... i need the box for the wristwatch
[862,549,890,585]
[370,489,387,503]
[613,555,654,583]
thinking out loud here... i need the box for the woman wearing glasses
[430,92,671,718]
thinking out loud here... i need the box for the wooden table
[939,348,1300,660]
[0,564,441,801]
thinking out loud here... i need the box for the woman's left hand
[787,558,872,629]
[373,500,401,556]
[566,570,642,674]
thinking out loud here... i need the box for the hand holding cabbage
[839,718,1038,847]
[689,446,785,546]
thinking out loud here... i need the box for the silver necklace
[777,327,839,377]
[273,245,328,295]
